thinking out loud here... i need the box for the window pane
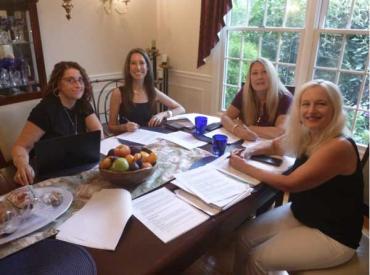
[342,35,369,71]
[360,76,369,110]
[230,0,248,26]
[261,32,279,60]
[248,0,265,26]
[338,73,361,107]
[241,60,250,81]
[316,34,342,68]
[228,31,242,58]
[224,86,239,109]
[266,0,286,27]
[353,111,370,145]
[242,32,259,59]
[278,65,295,85]
[313,69,337,82]
[351,0,369,29]
[226,60,241,85]
[345,108,356,131]
[325,0,352,28]
[279,32,299,63]
[286,0,306,27]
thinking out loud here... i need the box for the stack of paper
[204,127,241,144]
[161,131,207,150]
[168,113,221,125]
[57,189,132,250]
[173,165,254,215]
[133,188,209,243]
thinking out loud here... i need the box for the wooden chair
[290,146,369,275]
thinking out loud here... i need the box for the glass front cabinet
[0,0,46,106]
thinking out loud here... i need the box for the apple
[114,145,130,157]
[142,162,152,169]
[99,157,113,169]
[110,158,129,172]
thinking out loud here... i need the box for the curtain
[197,0,232,68]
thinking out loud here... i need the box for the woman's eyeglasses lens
[62,77,84,85]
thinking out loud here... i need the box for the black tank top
[118,87,154,126]
[290,138,363,249]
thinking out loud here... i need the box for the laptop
[33,130,101,181]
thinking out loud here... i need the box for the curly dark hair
[44,61,92,103]
[121,48,156,112]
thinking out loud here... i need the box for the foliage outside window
[222,0,369,145]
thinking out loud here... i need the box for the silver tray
[0,186,73,245]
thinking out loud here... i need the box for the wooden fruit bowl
[100,166,155,188]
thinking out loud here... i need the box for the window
[221,0,369,145]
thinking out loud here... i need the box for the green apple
[110,157,129,172]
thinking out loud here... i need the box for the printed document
[116,129,166,145]
[168,113,221,125]
[57,189,132,250]
[204,127,241,144]
[133,188,209,243]
[161,131,207,150]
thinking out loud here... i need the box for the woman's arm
[230,137,356,193]
[148,90,185,127]
[85,113,104,139]
[221,105,258,141]
[108,88,138,134]
[248,114,287,139]
[11,122,45,185]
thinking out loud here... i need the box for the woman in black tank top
[229,80,363,275]
[108,48,185,135]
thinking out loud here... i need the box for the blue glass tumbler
[194,116,208,135]
[212,134,228,157]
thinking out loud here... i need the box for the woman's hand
[148,112,167,127]
[229,151,252,174]
[125,122,139,132]
[14,163,35,185]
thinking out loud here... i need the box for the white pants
[233,203,355,275]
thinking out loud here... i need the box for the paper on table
[100,136,121,155]
[56,189,132,250]
[168,113,220,125]
[133,188,209,243]
[116,129,166,145]
[161,131,207,150]
[174,165,251,207]
[204,127,240,144]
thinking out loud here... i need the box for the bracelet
[166,110,173,118]
[232,124,239,134]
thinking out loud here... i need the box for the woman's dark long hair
[121,48,156,112]
[44,61,92,104]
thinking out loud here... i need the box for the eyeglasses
[62,77,84,85]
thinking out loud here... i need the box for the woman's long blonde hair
[242,57,290,125]
[284,79,349,157]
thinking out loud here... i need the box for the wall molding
[169,69,212,83]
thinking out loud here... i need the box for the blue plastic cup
[212,134,228,157]
[194,116,208,135]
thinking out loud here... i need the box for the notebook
[33,130,101,181]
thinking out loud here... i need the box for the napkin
[56,189,132,250]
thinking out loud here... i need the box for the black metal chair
[90,78,124,136]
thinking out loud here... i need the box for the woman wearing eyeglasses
[11,61,103,185]
[108,48,185,134]
[221,57,292,141]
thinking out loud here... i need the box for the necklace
[63,107,78,135]
[256,103,265,125]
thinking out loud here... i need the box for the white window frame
[218,0,369,147]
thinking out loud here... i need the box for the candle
[151,40,156,48]
[162,54,168,63]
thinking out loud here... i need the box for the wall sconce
[62,0,73,20]
[102,0,131,15]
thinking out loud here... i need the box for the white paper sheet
[174,165,251,207]
[168,113,221,125]
[100,136,121,155]
[56,189,132,250]
[161,131,207,150]
[132,188,209,243]
[204,127,241,144]
[116,129,166,145]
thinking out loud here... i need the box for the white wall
[0,0,222,160]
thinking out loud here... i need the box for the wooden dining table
[0,125,279,275]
